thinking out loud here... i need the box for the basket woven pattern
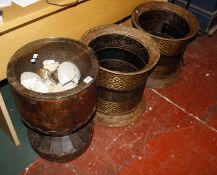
[153,37,188,56]
[150,63,180,78]
[132,1,199,88]
[95,96,146,127]
[81,24,160,127]
[97,86,144,115]
[97,96,142,115]
[99,69,147,91]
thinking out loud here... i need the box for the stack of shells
[21,60,81,93]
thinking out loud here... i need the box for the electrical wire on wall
[46,0,89,7]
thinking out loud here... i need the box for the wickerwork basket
[132,1,199,88]
[81,24,160,127]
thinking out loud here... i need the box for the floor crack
[150,88,217,134]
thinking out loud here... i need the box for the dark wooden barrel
[7,38,99,162]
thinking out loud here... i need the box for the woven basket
[132,1,199,88]
[81,24,160,127]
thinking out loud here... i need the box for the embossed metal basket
[132,1,199,88]
[81,24,160,127]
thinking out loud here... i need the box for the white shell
[32,80,49,93]
[43,60,59,72]
[62,82,78,91]
[20,61,80,93]
[43,78,61,93]
[43,60,56,66]
[20,72,41,90]
[57,61,80,85]
[48,84,64,93]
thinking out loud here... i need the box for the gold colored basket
[132,1,199,88]
[81,24,160,127]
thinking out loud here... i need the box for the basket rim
[80,24,160,76]
[131,1,199,42]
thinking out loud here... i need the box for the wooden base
[27,121,93,162]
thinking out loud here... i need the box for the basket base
[94,96,146,127]
[146,66,181,89]
[27,121,93,163]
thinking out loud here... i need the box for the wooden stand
[28,121,93,162]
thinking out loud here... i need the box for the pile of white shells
[20,60,81,93]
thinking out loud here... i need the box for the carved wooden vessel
[7,38,99,162]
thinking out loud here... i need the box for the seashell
[57,61,80,86]
[48,70,59,84]
[62,82,78,91]
[36,69,48,79]
[43,60,59,72]
[32,80,49,93]
[48,84,64,93]
[44,79,63,93]
[43,60,56,66]
[20,72,41,90]
[44,78,56,87]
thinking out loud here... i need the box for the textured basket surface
[81,24,160,126]
[132,2,199,88]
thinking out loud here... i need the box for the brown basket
[81,24,160,127]
[132,1,199,88]
[7,38,99,162]
[7,38,99,135]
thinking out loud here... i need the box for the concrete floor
[17,30,217,175]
